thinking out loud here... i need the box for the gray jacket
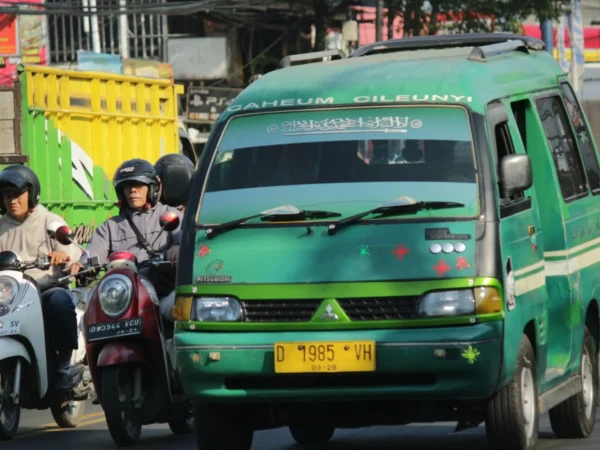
[85,203,182,265]
[0,205,82,288]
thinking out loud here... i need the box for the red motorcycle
[80,211,194,447]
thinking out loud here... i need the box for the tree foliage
[385,0,565,36]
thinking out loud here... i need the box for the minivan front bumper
[175,321,503,402]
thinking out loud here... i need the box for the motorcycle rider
[154,153,195,213]
[70,158,182,322]
[0,165,82,391]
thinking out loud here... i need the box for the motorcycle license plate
[86,317,143,343]
[0,319,20,337]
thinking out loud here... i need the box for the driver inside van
[282,144,320,185]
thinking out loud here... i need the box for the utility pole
[376,0,384,41]
[118,0,129,58]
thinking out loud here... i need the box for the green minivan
[174,33,600,450]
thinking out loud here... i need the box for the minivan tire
[194,403,253,450]
[485,334,539,450]
[549,326,597,438]
[289,423,335,445]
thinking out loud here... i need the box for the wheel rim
[0,377,17,432]
[67,400,82,417]
[117,369,139,438]
[581,353,594,419]
[521,367,536,439]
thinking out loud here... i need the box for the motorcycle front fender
[96,341,152,370]
[0,337,31,364]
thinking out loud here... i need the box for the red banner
[0,0,47,86]
[0,13,18,56]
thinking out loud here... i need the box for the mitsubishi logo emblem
[320,303,339,321]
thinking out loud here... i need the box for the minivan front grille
[338,297,421,321]
[242,300,322,322]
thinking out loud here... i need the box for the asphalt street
[3,402,600,449]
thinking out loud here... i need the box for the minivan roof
[221,33,565,121]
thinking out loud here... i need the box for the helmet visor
[0,171,29,192]
[113,175,154,188]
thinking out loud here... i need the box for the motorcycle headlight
[191,297,243,322]
[98,274,133,318]
[140,277,159,305]
[419,290,475,317]
[0,276,18,317]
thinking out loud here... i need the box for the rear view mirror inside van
[500,154,533,198]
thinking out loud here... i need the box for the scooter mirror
[0,250,19,268]
[159,211,180,232]
[47,221,63,238]
[55,225,74,246]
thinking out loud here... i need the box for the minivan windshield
[197,106,478,225]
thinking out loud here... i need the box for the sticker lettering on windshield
[227,94,473,113]
[267,116,423,136]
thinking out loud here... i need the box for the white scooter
[0,223,93,440]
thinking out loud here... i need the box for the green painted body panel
[175,322,503,401]
[219,47,564,120]
[177,42,600,411]
[15,109,117,236]
[192,221,476,284]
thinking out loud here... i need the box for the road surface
[3,403,600,449]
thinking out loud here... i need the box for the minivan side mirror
[500,154,533,198]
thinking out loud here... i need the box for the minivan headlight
[98,274,133,318]
[0,276,18,317]
[419,290,475,317]
[191,297,242,322]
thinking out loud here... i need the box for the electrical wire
[0,0,320,16]
[207,17,303,87]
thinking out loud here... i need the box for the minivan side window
[535,96,588,201]
[560,83,600,193]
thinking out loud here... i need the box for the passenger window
[535,96,588,201]
[494,122,524,203]
[510,100,529,153]
[560,83,600,193]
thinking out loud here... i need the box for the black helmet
[154,154,195,206]
[113,159,160,207]
[0,165,41,214]
[155,154,195,180]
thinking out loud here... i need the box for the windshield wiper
[327,196,465,236]
[204,205,341,240]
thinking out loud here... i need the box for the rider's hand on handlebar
[70,262,84,275]
[49,251,70,266]
[165,245,180,265]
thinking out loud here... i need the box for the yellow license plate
[274,341,376,374]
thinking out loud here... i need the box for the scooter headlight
[0,276,18,317]
[98,274,133,318]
